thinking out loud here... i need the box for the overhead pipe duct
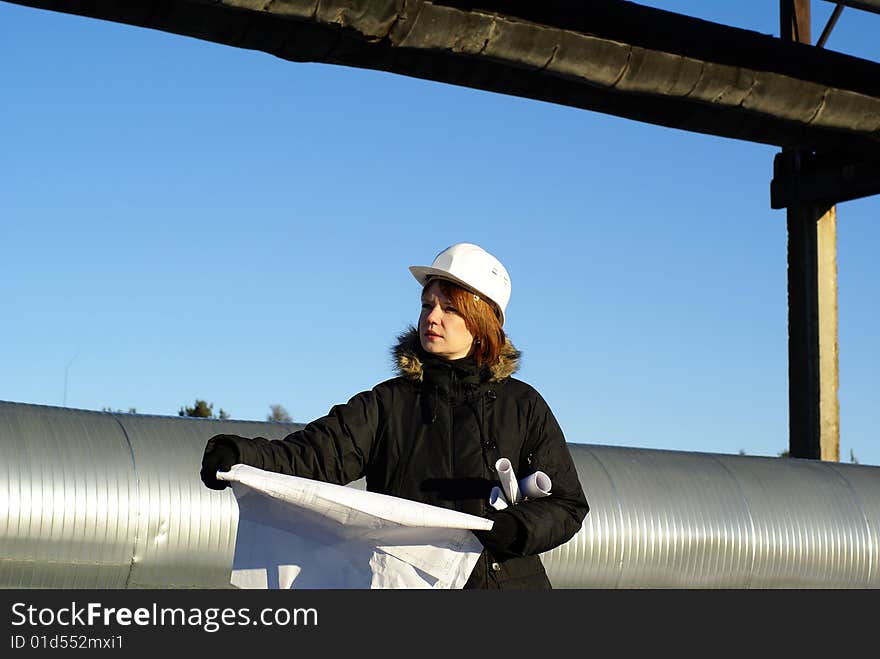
[5,0,880,159]
[2,400,878,588]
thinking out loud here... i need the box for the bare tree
[267,404,293,423]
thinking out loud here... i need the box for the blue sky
[1,1,877,465]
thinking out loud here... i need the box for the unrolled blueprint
[218,465,493,589]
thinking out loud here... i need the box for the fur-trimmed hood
[391,326,520,383]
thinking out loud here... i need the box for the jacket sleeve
[504,390,589,557]
[226,388,382,486]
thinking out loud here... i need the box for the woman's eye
[445,306,458,314]
[421,303,432,310]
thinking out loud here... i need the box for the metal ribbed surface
[542,445,880,588]
[2,401,878,588]
[0,401,301,588]
[1,405,134,587]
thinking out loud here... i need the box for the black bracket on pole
[771,151,880,209]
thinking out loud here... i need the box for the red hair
[431,279,506,367]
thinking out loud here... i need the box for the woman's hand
[199,435,243,490]
[474,509,525,558]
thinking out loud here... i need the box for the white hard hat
[409,243,512,325]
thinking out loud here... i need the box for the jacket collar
[391,326,520,383]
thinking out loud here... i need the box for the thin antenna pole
[63,352,79,407]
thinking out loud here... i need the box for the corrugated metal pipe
[1,400,878,588]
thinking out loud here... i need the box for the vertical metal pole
[779,0,840,461]
[781,0,812,43]
[817,207,840,461]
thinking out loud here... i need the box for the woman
[200,242,589,589]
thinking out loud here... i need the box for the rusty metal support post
[779,0,840,461]
[817,206,840,461]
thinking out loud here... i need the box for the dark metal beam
[820,0,880,14]
[4,0,880,159]
[817,4,845,48]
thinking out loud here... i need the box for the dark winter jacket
[210,327,589,589]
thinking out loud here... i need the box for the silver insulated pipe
[544,444,880,588]
[2,400,878,588]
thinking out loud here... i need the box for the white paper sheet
[218,465,492,589]
[489,485,509,511]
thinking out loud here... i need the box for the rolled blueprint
[518,470,551,499]
[493,458,553,506]
[494,457,521,504]
[489,486,509,511]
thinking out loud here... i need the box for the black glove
[474,510,525,558]
[200,435,242,490]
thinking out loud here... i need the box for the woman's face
[419,280,474,360]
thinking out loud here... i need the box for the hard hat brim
[409,266,505,325]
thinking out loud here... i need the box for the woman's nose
[426,303,442,325]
